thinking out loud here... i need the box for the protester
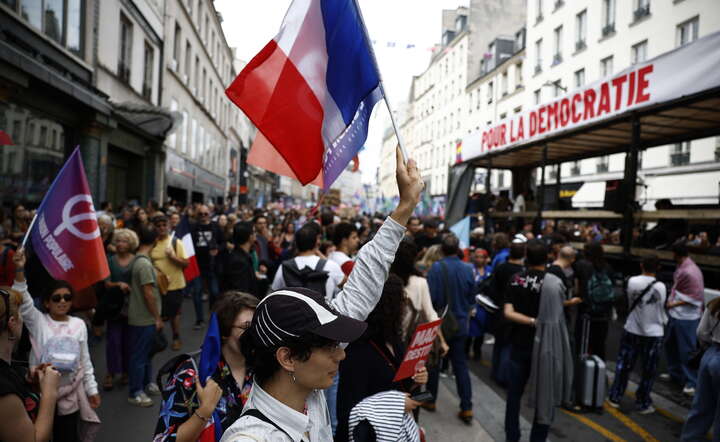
[467,248,492,360]
[426,234,475,424]
[489,233,511,273]
[607,255,667,414]
[220,147,423,442]
[335,274,428,442]
[151,215,189,351]
[416,244,442,276]
[153,291,258,441]
[573,242,613,360]
[414,218,440,252]
[661,243,705,396]
[548,246,582,307]
[406,216,422,240]
[347,391,422,442]
[12,250,101,441]
[128,227,164,407]
[490,242,526,387]
[101,228,136,391]
[220,222,262,298]
[680,297,720,441]
[192,205,225,317]
[329,222,359,277]
[504,239,571,442]
[0,287,61,442]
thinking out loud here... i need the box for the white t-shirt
[328,250,352,268]
[624,275,667,337]
[271,255,345,302]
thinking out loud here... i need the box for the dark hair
[214,291,259,338]
[492,232,510,250]
[363,274,405,346]
[390,241,421,286]
[332,222,357,247]
[584,241,606,270]
[407,216,420,225]
[509,242,526,260]
[672,243,689,258]
[641,255,659,273]
[151,214,168,225]
[423,218,439,230]
[525,239,548,267]
[441,234,460,256]
[320,211,334,227]
[137,226,157,246]
[233,222,254,246]
[295,223,320,252]
[241,331,336,385]
[253,215,267,225]
[43,280,75,304]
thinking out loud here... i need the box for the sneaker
[128,392,153,407]
[202,293,209,301]
[193,321,204,331]
[484,336,495,345]
[683,386,696,396]
[146,382,161,396]
[637,405,655,415]
[658,373,671,382]
[606,399,620,408]
[172,338,182,351]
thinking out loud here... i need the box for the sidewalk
[420,381,494,442]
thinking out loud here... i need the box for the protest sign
[393,319,442,382]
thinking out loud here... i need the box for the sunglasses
[50,293,73,303]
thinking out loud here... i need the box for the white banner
[459,31,720,163]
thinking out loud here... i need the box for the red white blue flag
[174,215,200,282]
[225,0,383,189]
[29,147,109,289]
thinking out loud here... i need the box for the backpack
[281,258,329,295]
[587,270,616,315]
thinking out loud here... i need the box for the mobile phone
[410,390,434,403]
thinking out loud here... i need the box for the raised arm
[11,249,43,332]
[330,146,423,320]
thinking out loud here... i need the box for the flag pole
[20,213,38,249]
[351,0,410,163]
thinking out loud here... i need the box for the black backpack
[281,258,330,295]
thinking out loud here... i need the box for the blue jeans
[505,345,550,442]
[324,372,339,435]
[427,335,472,411]
[666,317,699,388]
[608,331,663,409]
[128,325,155,397]
[682,345,720,441]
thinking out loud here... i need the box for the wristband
[194,410,210,423]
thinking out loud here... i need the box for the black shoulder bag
[628,279,658,314]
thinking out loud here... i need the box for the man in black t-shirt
[503,240,551,442]
[490,243,525,386]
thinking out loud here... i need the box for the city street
[89,297,696,442]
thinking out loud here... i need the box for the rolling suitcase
[577,315,606,409]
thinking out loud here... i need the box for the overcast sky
[215,0,468,183]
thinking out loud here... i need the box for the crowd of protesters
[1,157,720,441]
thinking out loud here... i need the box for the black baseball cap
[249,288,367,348]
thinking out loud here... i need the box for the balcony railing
[633,5,650,22]
[670,151,690,166]
[575,40,587,52]
[602,23,616,37]
[552,53,563,66]
[596,163,609,173]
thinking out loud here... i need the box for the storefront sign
[460,31,720,163]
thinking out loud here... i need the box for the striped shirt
[348,391,419,442]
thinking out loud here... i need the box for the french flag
[174,216,200,282]
[225,0,383,189]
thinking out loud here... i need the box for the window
[9,0,84,55]
[553,26,563,65]
[602,0,616,36]
[202,68,207,103]
[553,80,563,97]
[173,23,181,66]
[597,156,609,173]
[194,56,200,92]
[501,71,508,96]
[600,56,613,77]
[676,17,699,47]
[487,81,494,104]
[570,161,581,176]
[634,0,650,21]
[534,38,542,74]
[118,13,133,83]
[498,171,505,188]
[169,99,178,148]
[534,89,541,105]
[575,10,587,51]
[535,0,543,23]
[142,42,154,100]
[631,40,648,64]
[182,111,189,154]
[574,68,585,87]
[184,41,192,80]
[515,62,523,89]
[671,142,691,166]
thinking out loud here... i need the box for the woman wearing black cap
[220,148,424,442]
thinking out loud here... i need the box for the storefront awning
[112,101,181,139]
[458,31,720,169]
[571,182,606,208]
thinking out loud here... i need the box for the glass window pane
[44,0,64,43]
[66,0,83,55]
[20,0,42,30]
[1,0,18,9]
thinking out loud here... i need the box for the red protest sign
[393,319,442,382]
